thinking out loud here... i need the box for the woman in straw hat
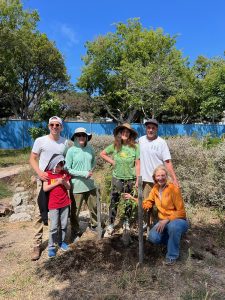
[100,123,140,238]
[65,127,98,242]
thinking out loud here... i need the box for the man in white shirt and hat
[139,118,179,199]
[29,116,69,261]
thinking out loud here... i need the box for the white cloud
[60,24,79,46]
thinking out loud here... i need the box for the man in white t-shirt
[139,119,178,199]
[29,116,69,261]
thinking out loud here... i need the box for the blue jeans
[48,206,69,249]
[147,219,189,260]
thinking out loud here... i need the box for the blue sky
[23,0,225,84]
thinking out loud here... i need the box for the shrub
[91,135,225,210]
[90,135,114,169]
[168,137,225,209]
[28,126,48,140]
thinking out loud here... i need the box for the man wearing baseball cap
[29,116,69,261]
[139,118,178,200]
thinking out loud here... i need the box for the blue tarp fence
[1,120,225,149]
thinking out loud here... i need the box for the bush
[90,135,114,169]
[90,135,225,210]
[167,136,225,209]
[28,126,48,140]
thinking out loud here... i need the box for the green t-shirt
[104,144,140,180]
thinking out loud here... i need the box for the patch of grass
[0,148,30,167]
[12,168,36,190]
[202,134,224,149]
[181,283,219,300]
[0,181,13,199]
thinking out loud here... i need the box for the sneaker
[72,235,80,244]
[59,242,69,251]
[48,248,56,258]
[164,258,176,266]
[123,221,130,231]
[88,226,98,233]
[70,230,81,243]
[122,227,131,246]
[143,222,148,232]
[31,246,41,261]
[104,225,114,238]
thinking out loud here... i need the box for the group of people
[29,116,188,266]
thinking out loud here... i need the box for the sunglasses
[49,123,61,128]
[76,133,86,137]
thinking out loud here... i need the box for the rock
[30,175,36,184]
[79,210,90,221]
[11,194,22,207]
[14,205,35,214]
[0,203,14,216]
[9,212,32,222]
[11,191,30,207]
[15,186,25,192]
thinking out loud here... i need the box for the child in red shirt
[43,154,71,258]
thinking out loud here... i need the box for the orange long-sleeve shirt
[142,182,186,221]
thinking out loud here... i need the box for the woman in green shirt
[65,127,97,242]
[100,123,140,238]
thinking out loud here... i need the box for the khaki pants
[32,179,44,247]
[70,189,98,234]
[143,181,154,199]
[143,181,157,226]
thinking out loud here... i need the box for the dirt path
[0,164,30,180]
[0,207,225,300]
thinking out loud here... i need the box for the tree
[77,18,192,123]
[56,91,95,121]
[199,58,225,122]
[0,0,70,119]
[28,93,66,140]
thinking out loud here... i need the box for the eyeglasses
[49,123,61,128]
[76,133,86,137]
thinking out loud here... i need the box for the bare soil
[0,204,224,300]
[0,166,224,299]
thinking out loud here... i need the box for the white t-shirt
[139,135,171,183]
[32,135,68,171]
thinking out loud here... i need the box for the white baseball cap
[48,116,63,125]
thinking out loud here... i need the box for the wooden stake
[96,185,102,239]
[138,175,144,264]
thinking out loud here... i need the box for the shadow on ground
[35,221,225,300]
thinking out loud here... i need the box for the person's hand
[173,178,180,188]
[57,174,67,185]
[156,219,169,233]
[123,193,132,200]
[87,171,93,178]
[142,200,151,210]
[111,160,115,166]
[38,171,49,181]
[135,178,138,188]
[123,193,138,204]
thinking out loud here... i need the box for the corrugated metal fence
[1,120,225,149]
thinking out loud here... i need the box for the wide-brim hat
[71,127,92,141]
[144,118,158,127]
[113,123,138,139]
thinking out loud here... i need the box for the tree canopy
[77,19,196,123]
[0,0,70,119]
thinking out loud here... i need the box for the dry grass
[0,149,30,167]
[0,196,224,300]
[0,137,225,299]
